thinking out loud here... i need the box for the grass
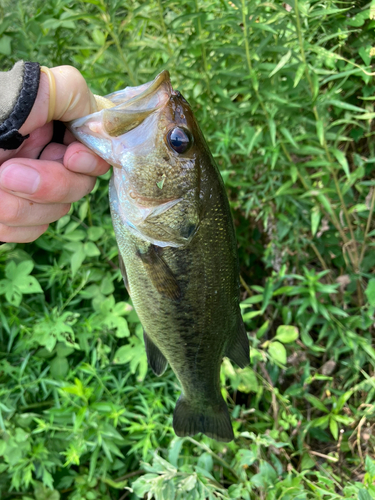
[1,0,375,498]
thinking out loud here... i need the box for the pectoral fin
[144,330,168,376]
[225,318,250,368]
[118,253,130,295]
[138,245,181,301]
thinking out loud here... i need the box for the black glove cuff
[0,62,40,150]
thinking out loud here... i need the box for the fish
[68,71,249,442]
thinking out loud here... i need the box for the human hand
[0,65,110,243]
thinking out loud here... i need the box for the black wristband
[0,62,40,150]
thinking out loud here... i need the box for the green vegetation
[1,0,375,498]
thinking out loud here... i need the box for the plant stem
[310,242,328,271]
[194,0,210,93]
[359,187,375,267]
[106,22,136,85]
[240,275,252,296]
[59,272,90,314]
[157,0,173,57]
[186,437,239,480]
[294,0,360,275]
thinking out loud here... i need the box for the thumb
[19,65,97,136]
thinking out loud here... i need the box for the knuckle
[0,223,12,242]
[0,223,49,243]
[61,203,71,217]
[23,225,49,243]
[53,175,72,203]
[0,197,23,225]
[97,158,110,175]
[85,177,96,195]
[50,204,70,223]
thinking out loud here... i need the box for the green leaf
[268,341,287,366]
[242,310,262,321]
[269,50,292,77]
[365,279,375,307]
[329,417,339,440]
[84,241,100,257]
[316,120,324,146]
[0,35,11,55]
[305,394,329,413]
[274,325,299,343]
[197,452,213,472]
[5,285,22,306]
[326,99,365,113]
[70,244,86,277]
[50,357,69,378]
[92,28,106,46]
[88,226,105,241]
[317,193,334,215]
[268,118,276,146]
[0,279,10,295]
[78,200,88,220]
[262,279,274,312]
[15,276,43,294]
[332,148,349,177]
[293,63,306,88]
[235,448,257,467]
[229,367,258,393]
[311,206,321,236]
[280,127,298,148]
[16,260,34,277]
[359,46,371,66]
[34,482,60,500]
[358,490,373,500]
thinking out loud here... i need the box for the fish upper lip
[108,70,172,110]
[100,70,173,136]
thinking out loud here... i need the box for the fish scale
[68,70,249,442]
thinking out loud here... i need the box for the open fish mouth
[93,70,172,137]
[67,70,173,166]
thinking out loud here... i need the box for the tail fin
[173,395,234,442]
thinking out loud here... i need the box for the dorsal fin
[225,318,249,368]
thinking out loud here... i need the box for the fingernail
[0,164,40,194]
[67,151,98,173]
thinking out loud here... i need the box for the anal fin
[138,245,181,301]
[144,330,168,376]
[225,318,250,368]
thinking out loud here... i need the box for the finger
[39,143,66,163]
[64,141,110,176]
[0,223,49,243]
[0,158,95,204]
[0,123,54,164]
[0,190,70,227]
[19,66,97,137]
[25,139,110,177]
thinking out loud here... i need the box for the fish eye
[167,127,192,154]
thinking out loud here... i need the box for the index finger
[19,65,97,137]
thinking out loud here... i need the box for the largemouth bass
[68,71,249,442]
